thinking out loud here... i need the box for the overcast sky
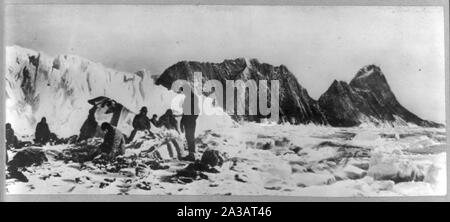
[5,5,446,123]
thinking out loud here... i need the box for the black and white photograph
[2,1,448,197]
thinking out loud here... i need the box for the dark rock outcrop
[200,149,224,168]
[319,65,443,127]
[156,58,328,124]
[6,167,29,182]
[8,148,48,168]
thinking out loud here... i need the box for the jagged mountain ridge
[156,58,328,124]
[157,60,443,127]
[318,65,443,127]
[5,45,443,136]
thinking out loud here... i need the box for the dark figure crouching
[78,106,98,142]
[34,117,52,145]
[99,122,126,159]
[128,106,154,143]
[5,123,20,162]
[5,123,18,149]
[150,114,159,127]
[158,109,179,133]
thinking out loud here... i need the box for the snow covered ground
[5,124,446,196]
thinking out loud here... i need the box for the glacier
[5,45,234,138]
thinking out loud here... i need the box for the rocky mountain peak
[319,65,443,128]
[353,64,382,79]
[350,64,389,90]
[325,80,353,96]
[156,58,328,124]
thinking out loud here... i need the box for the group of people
[5,117,56,162]
[128,107,180,142]
[5,91,201,162]
[125,91,199,161]
[97,90,201,161]
[5,117,55,149]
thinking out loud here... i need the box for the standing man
[180,91,200,161]
[128,106,153,143]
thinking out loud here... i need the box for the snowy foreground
[6,124,447,196]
